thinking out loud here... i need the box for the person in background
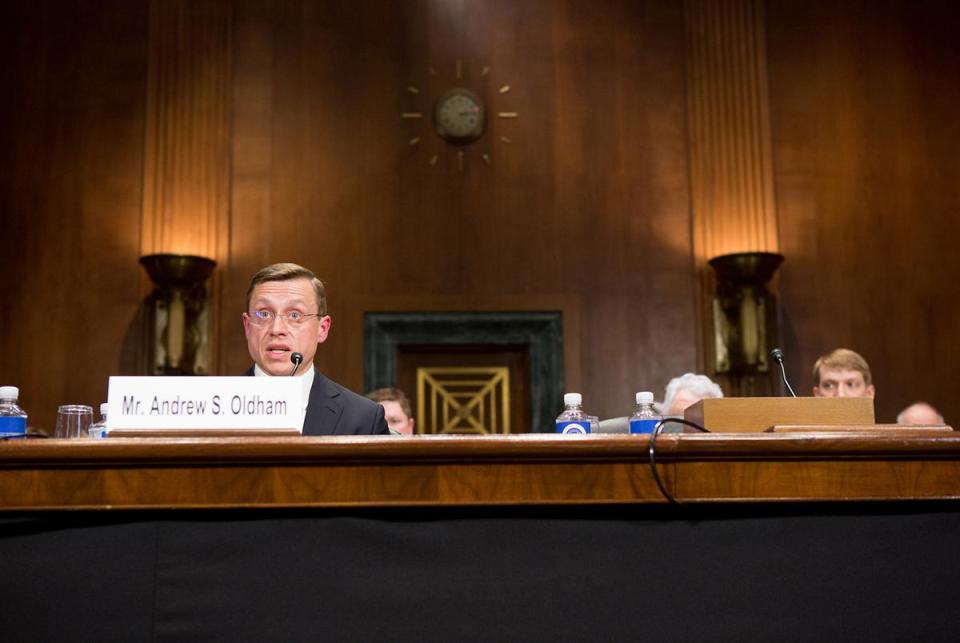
[366,387,416,435]
[242,262,389,436]
[597,372,723,433]
[897,402,944,425]
[812,348,875,398]
[661,372,724,416]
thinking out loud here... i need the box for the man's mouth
[266,344,291,356]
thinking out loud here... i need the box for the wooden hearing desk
[1,429,958,509]
[2,430,959,640]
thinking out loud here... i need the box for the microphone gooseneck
[289,352,303,377]
[770,347,797,398]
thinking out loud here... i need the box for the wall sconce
[140,253,216,375]
[709,251,784,374]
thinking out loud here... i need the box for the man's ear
[865,384,876,399]
[317,315,332,343]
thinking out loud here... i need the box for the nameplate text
[106,376,303,432]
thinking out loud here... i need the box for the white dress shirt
[253,363,314,431]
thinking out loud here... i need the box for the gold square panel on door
[417,366,510,434]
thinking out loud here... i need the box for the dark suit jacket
[245,367,389,436]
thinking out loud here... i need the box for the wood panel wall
[224,0,696,425]
[1,0,957,432]
[0,1,148,432]
[767,0,960,423]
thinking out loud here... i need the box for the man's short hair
[366,387,413,419]
[812,348,872,386]
[663,373,723,414]
[246,263,327,316]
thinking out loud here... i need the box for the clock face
[433,88,485,144]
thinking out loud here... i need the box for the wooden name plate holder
[683,397,878,433]
[683,397,954,433]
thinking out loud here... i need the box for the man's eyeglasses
[246,310,321,326]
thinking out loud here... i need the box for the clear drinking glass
[55,405,94,439]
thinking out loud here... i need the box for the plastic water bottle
[555,393,592,434]
[0,386,28,438]
[629,391,661,434]
[88,403,109,438]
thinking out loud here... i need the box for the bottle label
[556,421,590,434]
[629,418,660,434]
[0,416,27,436]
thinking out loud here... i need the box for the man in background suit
[242,262,388,436]
[897,402,944,425]
[366,387,416,435]
[597,372,723,433]
[812,348,876,399]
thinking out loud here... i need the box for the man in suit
[812,348,876,399]
[366,387,416,435]
[897,402,944,425]
[242,262,389,436]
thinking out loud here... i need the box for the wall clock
[400,61,519,170]
[433,88,485,144]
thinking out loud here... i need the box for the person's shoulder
[319,375,381,411]
[315,374,389,435]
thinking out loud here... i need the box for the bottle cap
[0,386,19,400]
[635,391,654,404]
[563,392,582,406]
[100,403,109,416]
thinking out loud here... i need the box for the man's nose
[836,387,851,397]
[268,316,288,333]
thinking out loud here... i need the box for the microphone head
[290,352,303,365]
[770,348,785,363]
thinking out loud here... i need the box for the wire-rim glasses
[245,309,321,326]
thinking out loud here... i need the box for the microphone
[289,352,303,376]
[770,348,797,397]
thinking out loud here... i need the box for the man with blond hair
[242,262,388,436]
[812,348,875,399]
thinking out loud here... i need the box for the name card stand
[684,397,876,433]
[106,376,304,437]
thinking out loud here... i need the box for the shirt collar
[254,363,315,411]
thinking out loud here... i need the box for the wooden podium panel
[2,430,960,510]
[684,396,875,432]
[4,433,960,641]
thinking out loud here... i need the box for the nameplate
[106,377,303,432]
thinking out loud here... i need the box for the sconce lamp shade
[708,251,784,375]
[139,253,216,287]
[139,253,217,375]
[708,251,783,285]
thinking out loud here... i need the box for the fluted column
[140,0,232,260]
[139,0,232,375]
[685,0,779,393]
[686,0,778,260]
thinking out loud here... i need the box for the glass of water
[54,405,94,439]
